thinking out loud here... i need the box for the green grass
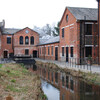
[0,64,2,68]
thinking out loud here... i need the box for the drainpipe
[98,0,100,64]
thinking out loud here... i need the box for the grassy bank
[36,61,100,86]
[0,63,45,100]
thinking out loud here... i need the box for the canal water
[33,65,100,100]
[41,79,60,100]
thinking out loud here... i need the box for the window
[71,47,73,57]
[70,79,74,91]
[25,36,29,44]
[55,72,58,83]
[66,15,68,22]
[85,47,92,57]
[19,36,23,44]
[48,46,50,55]
[7,37,11,44]
[66,76,69,88]
[62,28,64,37]
[62,76,65,86]
[51,46,53,55]
[45,47,46,55]
[48,71,49,80]
[25,49,29,55]
[30,36,34,45]
[85,24,92,35]
[62,47,64,56]
[42,47,43,54]
[51,72,53,82]
[40,48,41,55]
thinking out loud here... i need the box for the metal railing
[66,57,99,72]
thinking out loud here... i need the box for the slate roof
[39,36,60,45]
[67,7,98,21]
[3,28,21,34]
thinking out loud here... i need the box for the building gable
[59,7,76,27]
[14,27,39,36]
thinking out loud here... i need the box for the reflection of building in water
[36,65,100,100]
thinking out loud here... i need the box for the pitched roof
[67,7,98,21]
[3,28,20,34]
[39,36,60,45]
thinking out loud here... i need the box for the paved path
[35,58,100,74]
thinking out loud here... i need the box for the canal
[31,64,100,100]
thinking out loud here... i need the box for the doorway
[66,47,69,62]
[33,51,37,58]
[4,51,8,58]
[55,47,58,60]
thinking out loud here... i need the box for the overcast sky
[0,0,98,29]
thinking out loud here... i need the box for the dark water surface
[36,66,100,100]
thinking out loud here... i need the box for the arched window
[19,36,23,44]
[31,36,34,45]
[25,36,29,44]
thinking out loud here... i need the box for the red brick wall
[0,34,13,58]
[14,27,39,56]
[38,42,60,60]
[59,8,79,62]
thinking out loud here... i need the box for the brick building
[59,7,98,63]
[0,6,99,64]
[38,7,98,64]
[0,22,39,58]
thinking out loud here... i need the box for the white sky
[0,0,98,29]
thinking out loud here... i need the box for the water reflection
[36,66,100,100]
[41,79,60,100]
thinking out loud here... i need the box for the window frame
[62,47,64,56]
[25,49,29,55]
[30,36,34,45]
[70,47,73,57]
[62,28,64,38]
[19,36,23,45]
[7,37,11,44]
[51,46,53,56]
[25,36,29,45]
[66,15,68,22]
[48,46,50,55]
[85,24,92,35]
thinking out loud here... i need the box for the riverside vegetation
[0,63,46,100]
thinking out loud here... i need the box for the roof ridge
[67,6,97,9]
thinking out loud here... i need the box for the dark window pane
[52,72,53,82]
[70,79,74,91]
[85,24,92,35]
[31,36,34,45]
[19,36,23,44]
[25,49,29,55]
[48,71,50,80]
[62,28,64,37]
[48,47,50,55]
[55,72,58,83]
[62,76,65,86]
[7,37,11,44]
[51,46,53,55]
[85,47,92,57]
[62,47,64,56]
[66,15,68,22]
[66,76,69,88]
[25,36,29,44]
[71,47,73,57]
